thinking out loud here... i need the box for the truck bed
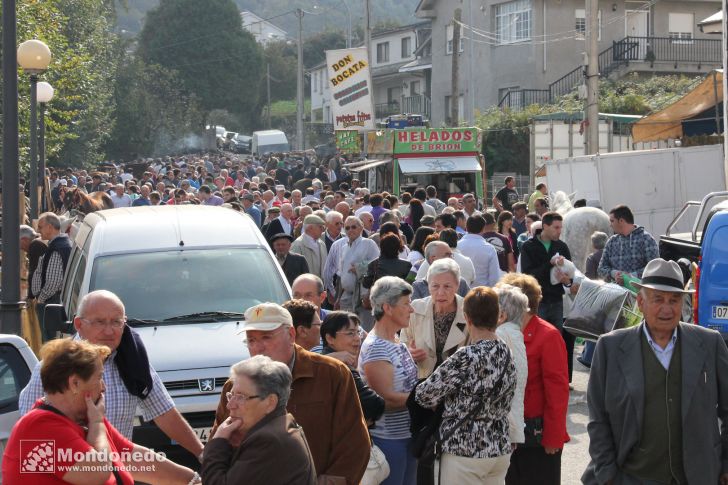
[659,233,701,264]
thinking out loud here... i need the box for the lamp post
[1,0,22,335]
[17,39,52,222]
[37,81,54,212]
[340,0,352,48]
[296,8,305,151]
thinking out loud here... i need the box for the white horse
[551,191,612,273]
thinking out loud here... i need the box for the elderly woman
[321,311,385,424]
[359,276,418,485]
[401,258,468,379]
[1,338,196,485]
[500,273,569,485]
[494,283,530,446]
[414,287,516,484]
[203,355,317,484]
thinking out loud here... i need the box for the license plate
[194,427,212,444]
[713,305,728,320]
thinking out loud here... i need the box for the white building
[241,11,288,45]
[309,21,432,125]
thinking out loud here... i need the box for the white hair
[370,276,412,320]
[495,284,529,328]
[325,211,343,223]
[426,258,460,284]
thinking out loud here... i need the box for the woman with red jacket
[500,273,570,485]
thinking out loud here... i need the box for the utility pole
[585,0,600,154]
[450,9,462,127]
[341,0,352,48]
[296,8,305,151]
[266,63,272,129]
[467,0,475,123]
[364,0,372,66]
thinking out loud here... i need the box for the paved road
[563,344,591,484]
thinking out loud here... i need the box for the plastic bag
[564,279,636,339]
[550,253,576,285]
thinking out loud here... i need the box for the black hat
[269,233,293,243]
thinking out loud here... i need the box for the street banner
[336,130,362,154]
[325,47,376,131]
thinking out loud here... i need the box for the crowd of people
[7,150,728,485]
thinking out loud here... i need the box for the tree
[137,0,264,128]
[106,55,203,159]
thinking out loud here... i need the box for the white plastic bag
[550,252,576,285]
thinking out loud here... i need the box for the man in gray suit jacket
[583,258,728,485]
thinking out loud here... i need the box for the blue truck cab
[660,192,728,339]
[697,206,728,334]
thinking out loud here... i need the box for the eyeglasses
[81,318,126,329]
[226,392,261,403]
[336,329,361,338]
[344,225,359,230]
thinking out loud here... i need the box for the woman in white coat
[401,258,468,378]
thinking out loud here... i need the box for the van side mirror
[44,304,74,335]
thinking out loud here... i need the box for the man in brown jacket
[211,303,370,485]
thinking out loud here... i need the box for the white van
[252,129,290,155]
[49,206,290,458]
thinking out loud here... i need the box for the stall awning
[632,70,723,143]
[350,159,391,172]
[398,156,481,174]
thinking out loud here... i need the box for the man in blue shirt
[241,193,262,227]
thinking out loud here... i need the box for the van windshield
[89,248,289,322]
[259,143,290,153]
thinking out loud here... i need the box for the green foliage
[4,0,120,172]
[475,74,706,175]
[137,0,264,128]
[105,56,204,159]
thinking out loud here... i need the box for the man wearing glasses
[19,290,205,461]
[212,302,370,485]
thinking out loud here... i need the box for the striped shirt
[19,345,174,439]
[359,333,418,439]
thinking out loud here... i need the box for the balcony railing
[402,95,431,118]
[498,35,722,111]
[375,102,400,119]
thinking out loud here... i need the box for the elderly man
[110,183,132,208]
[19,290,205,460]
[583,258,728,485]
[323,216,379,317]
[265,202,294,242]
[411,241,471,300]
[212,303,370,484]
[358,211,374,237]
[292,273,329,321]
[271,233,309,285]
[31,213,73,341]
[20,225,47,300]
[132,184,152,206]
[290,215,328,280]
[323,210,344,251]
[335,201,351,219]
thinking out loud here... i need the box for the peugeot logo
[198,378,215,393]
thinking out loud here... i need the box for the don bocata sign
[325,47,375,131]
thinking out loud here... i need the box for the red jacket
[522,315,570,448]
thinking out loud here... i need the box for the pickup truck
[660,191,728,337]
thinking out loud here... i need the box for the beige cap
[237,303,293,333]
[303,214,326,225]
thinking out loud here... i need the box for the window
[668,13,694,43]
[313,72,318,94]
[0,343,32,413]
[495,0,532,44]
[387,86,402,104]
[376,42,390,63]
[410,80,421,96]
[575,9,602,40]
[319,69,324,93]
[446,24,465,54]
[444,94,465,121]
[401,37,412,58]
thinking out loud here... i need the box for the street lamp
[340,0,352,48]
[37,81,54,212]
[17,39,52,222]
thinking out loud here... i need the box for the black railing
[305,122,334,135]
[375,102,400,119]
[498,35,722,111]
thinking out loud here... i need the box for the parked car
[252,130,289,155]
[230,134,252,154]
[660,191,728,336]
[0,334,39,482]
[44,205,291,461]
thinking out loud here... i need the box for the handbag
[522,416,544,447]
[361,259,380,310]
[361,443,390,485]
